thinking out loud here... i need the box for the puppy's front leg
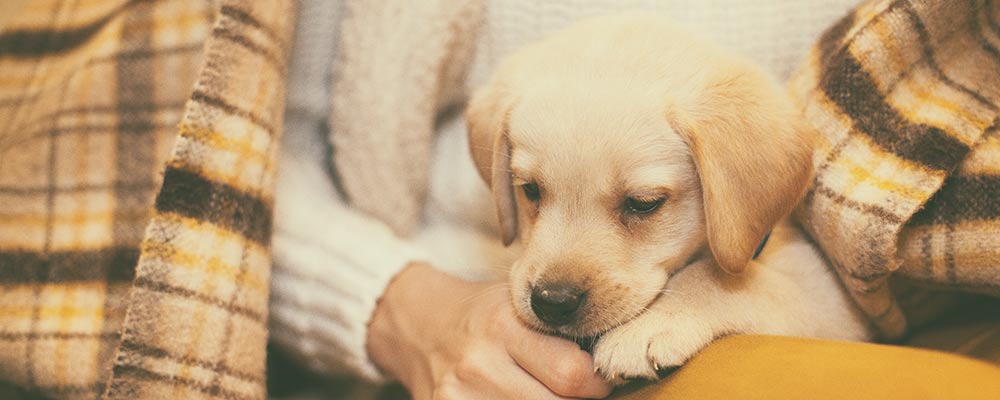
[591,259,724,382]
[592,246,869,383]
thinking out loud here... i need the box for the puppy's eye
[624,197,665,214]
[522,182,541,202]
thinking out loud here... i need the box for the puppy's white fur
[467,14,871,382]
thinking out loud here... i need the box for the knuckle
[431,389,453,400]
[453,353,486,382]
[487,309,515,334]
[549,357,591,395]
[431,387,453,400]
[433,375,462,400]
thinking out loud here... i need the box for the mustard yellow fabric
[613,335,1000,400]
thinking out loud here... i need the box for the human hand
[367,262,612,399]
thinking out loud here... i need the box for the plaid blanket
[790,0,1000,338]
[0,0,294,399]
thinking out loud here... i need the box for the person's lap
[613,333,1000,400]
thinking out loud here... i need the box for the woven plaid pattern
[790,0,1000,338]
[0,0,294,399]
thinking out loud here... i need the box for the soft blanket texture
[0,0,294,399]
[790,0,1000,338]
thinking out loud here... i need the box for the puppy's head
[467,15,813,337]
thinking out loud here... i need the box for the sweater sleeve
[270,0,486,383]
[270,120,429,381]
[329,0,483,236]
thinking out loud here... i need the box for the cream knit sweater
[271,0,860,383]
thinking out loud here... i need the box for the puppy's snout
[530,285,586,326]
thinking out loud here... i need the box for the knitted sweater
[269,0,861,382]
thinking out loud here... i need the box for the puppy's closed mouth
[548,253,710,351]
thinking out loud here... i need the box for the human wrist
[366,262,471,392]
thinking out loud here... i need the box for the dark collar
[752,231,772,260]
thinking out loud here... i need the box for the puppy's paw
[592,311,714,384]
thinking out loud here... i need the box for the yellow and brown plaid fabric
[790,0,1000,338]
[0,0,294,399]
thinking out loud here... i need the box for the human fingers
[505,321,612,398]
[433,347,577,400]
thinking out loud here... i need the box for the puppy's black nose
[531,285,585,326]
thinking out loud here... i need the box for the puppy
[466,14,872,383]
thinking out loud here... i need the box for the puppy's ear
[668,70,814,274]
[467,84,518,245]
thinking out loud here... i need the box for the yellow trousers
[614,334,1000,400]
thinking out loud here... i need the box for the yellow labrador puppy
[467,14,871,382]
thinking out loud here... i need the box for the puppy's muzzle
[530,284,586,326]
